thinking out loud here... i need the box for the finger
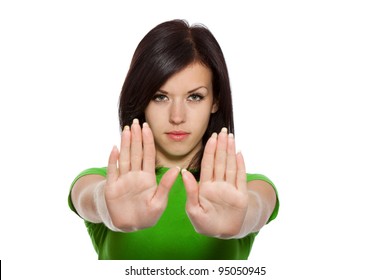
[107,145,119,185]
[200,132,217,183]
[119,125,131,175]
[236,151,247,192]
[226,133,237,185]
[130,118,143,171]
[142,122,156,174]
[182,169,200,209]
[153,166,180,203]
[214,127,228,181]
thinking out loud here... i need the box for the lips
[166,131,190,141]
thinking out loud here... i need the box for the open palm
[104,119,179,232]
[182,128,249,238]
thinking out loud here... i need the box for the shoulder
[68,167,108,214]
[70,167,108,196]
[246,173,279,224]
[70,166,108,196]
[72,167,108,183]
[246,173,273,185]
[246,173,275,200]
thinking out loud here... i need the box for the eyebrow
[157,86,208,94]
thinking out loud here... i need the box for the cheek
[193,110,212,131]
[144,106,156,124]
[144,107,163,133]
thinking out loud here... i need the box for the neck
[155,152,194,169]
[155,144,202,169]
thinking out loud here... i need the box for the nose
[169,101,186,125]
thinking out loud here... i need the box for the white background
[1,0,389,279]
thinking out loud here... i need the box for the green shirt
[68,167,279,260]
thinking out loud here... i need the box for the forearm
[238,191,267,237]
[236,181,277,238]
[72,177,121,231]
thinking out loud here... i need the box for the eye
[188,93,204,102]
[152,94,168,102]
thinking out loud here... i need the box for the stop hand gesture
[182,128,250,239]
[103,119,180,232]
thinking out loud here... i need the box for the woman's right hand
[103,119,180,232]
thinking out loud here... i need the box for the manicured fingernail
[133,118,139,124]
[143,122,149,128]
[228,133,234,138]
[221,127,228,133]
[181,168,187,174]
[124,125,130,131]
[175,166,181,171]
[211,132,218,138]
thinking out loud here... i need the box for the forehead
[160,62,212,92]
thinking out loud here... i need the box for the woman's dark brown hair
[119,19,234,169]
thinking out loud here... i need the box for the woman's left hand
[182,128,249,239]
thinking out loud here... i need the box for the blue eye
[188,94,204,102]
[153,94,168,102]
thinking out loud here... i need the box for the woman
[69,19,279,259]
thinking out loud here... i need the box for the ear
[211,102,218,114]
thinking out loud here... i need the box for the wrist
[236,190,262,238]
[93,181,123,232]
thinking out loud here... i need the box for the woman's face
[145,62,218,168]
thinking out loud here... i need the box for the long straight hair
[119,19,234,169]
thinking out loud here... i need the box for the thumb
[181,169,199,209]
[154,167,180,202]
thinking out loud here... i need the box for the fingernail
[221,127,228,133]
[124,125,130,131]
[211,132,218,139]
[181,168,187,174]
[228,133,234,138]
[143,122,149,128]
[133,118,139,124]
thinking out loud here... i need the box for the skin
[144,62,218,168]
[71,62,276,238]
